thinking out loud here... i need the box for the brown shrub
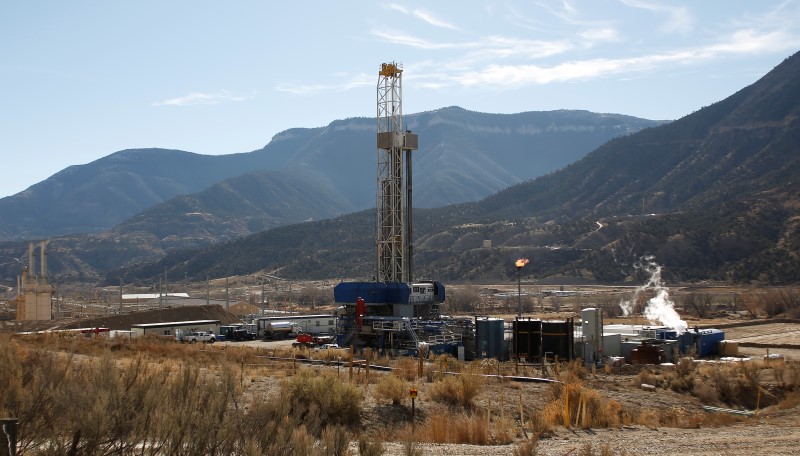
[414,410,488,445]
[513,439,539,456]
[635,409,660,428]
[490,416,517,444]
[286,368,364,431]
[542,381,622,429]
[373,373,409,405]
[527,410,554,439]
[633,368,660,388]
[428,364,484,408]
[425,354,459,382]
[357,437,386,456]
[393,357,418,381]
[318,425,350,456]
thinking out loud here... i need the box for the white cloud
[371,29,571,59]
[276,73,373,95]
[384,3,409,15]
[620,0,693,35]
[413,8,458,30]
[382,3,458,30]
[152,91,246,106]
[370,28,474,49]
[463,36,573,62]
[704,29,799,55]
[579,27,621,44]
[446,28,800,88]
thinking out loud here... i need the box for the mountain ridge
[104,52,800,285]
[0,108,662,242]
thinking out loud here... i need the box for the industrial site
[1,61,799,455]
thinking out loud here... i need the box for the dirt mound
[2,305,242,332]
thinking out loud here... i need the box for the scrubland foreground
[2,334,799,455]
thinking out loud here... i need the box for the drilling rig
[334,63,467,355]
[375,62,416,283]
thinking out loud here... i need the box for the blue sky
[2,1,799,198]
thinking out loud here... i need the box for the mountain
[113,167,355,248]
[107,52,800,286]
[0,148,274,241]
[0,109,663,242]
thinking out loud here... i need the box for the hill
[108,52,800,285]
[0,109,662,242]
[0,148,274,241]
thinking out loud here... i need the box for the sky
[2,1,799,198]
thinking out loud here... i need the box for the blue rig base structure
[334,280,472,356]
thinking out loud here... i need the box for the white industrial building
[131,319,221,337]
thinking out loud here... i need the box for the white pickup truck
[176,330,216,343]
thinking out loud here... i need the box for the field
[3,326,800,456]
[3,282,800,454]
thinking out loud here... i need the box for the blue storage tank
[697,329,725,357]
[678,329,725,357]
[475,317,505,360]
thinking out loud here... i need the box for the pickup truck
[177,331,216,343]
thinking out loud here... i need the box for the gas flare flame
[515,258,529,268]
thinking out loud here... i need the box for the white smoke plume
[618,256,688,334]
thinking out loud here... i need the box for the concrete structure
[16,241,53,321]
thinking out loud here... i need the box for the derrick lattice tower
[376,62,418,283]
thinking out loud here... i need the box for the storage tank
[697,329,725,357]
[581,308,603,363]
[541,318,574,361]
[475,317,504,359]
[513,318,542,361]
[719,340,739,357]
[631,341,665,364]
[678,328,725,357]
[602,333,622,357]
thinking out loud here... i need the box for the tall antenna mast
[376,62,418,282]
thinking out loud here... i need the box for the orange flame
[515,258,529,268]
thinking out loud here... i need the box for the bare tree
[682,292,713,318]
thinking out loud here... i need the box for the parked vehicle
[292,333,337,348]
[176,330,216,343]
[263,321,298,340]
[220,325,257,341]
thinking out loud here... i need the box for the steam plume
[619,256,688,334]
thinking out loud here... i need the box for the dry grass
[393,356,418,381]
[513,439,539,456]
[428,363,485,408]
[7,332,799,452]
[424,353,458,382]
[286,368,364,431]
[0,334,369,454]
[632,359,795,411]
[401,410,489,445]
[373,373,410,405]
[541,381,623,429]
